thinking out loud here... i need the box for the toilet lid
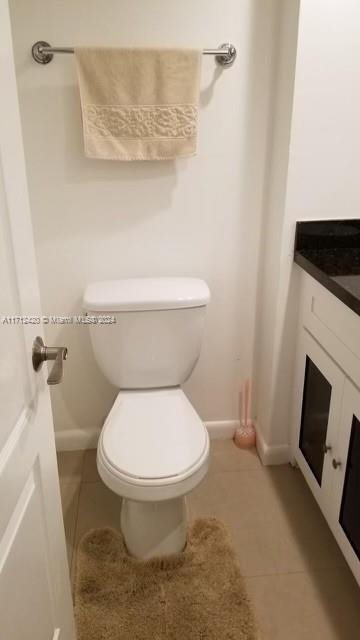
[100,389,208,481]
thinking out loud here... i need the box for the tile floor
[57,440,360,639]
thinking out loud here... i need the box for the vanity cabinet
[294,331,344,518]
[293,273,360,585]
[332,380,360,576]
[299,355,331,485]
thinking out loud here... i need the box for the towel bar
[31,41,237,67]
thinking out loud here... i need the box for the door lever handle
[32,336,68,385]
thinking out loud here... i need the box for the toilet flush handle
[32,336,68,385]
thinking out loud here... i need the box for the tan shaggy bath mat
[74,517,258,640]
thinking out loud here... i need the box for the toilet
[83,277,211,559]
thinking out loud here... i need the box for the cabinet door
[293,330,345,517]
[331,379,360,585]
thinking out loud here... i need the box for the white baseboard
[55,420,238,452]
[55,428,101,452]
[205,420,238,440]
[255,423,291,466]
[55,420,291,467]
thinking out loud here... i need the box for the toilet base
[120,497,187,559]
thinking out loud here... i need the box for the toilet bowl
[97,388,210,557]
[83,277,210,559]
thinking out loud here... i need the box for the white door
[331,378,360,586]
[0,3,76,639]
[292,329,345,519]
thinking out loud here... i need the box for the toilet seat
[97,388,210,502]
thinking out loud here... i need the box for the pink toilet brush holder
[234,378,256,449]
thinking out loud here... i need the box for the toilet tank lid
[83,278,211,312]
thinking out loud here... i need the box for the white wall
[10,0,281,447]
[254,0,360,462]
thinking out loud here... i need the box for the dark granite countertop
[294,220,360,317]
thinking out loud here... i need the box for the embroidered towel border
[84,104,198,140]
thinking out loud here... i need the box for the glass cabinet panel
[299,356,332,486]
[340,416,360,560]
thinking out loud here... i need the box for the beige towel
[75,48,202,161]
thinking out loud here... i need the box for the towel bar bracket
[214,43,237,67]
[31,41,237,67]
[32,41,54,64]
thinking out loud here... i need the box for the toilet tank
[83,278,210,389]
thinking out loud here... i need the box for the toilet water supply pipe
[234,378,256,448]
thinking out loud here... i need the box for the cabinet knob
[332,458,342,470]
[323,443,332,454]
